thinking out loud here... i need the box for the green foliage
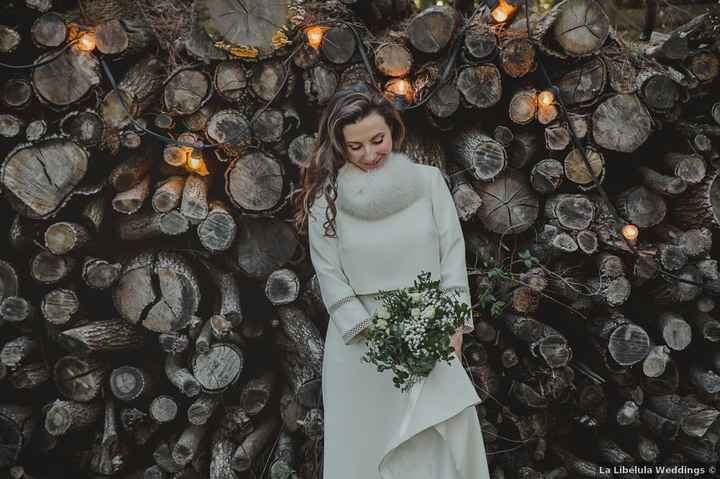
[475,249,540,319]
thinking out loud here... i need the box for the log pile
[0,0,719,477]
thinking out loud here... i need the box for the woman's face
[342,111,393,172]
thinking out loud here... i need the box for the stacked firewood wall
[0,0,719,477]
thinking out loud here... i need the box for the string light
[491,0,519,23]
[185,148,209,176]
[622,224,639,241]
[304,26,327,50]
[385,78,414,104]
[75,31,96,52]
[538,90,555,107]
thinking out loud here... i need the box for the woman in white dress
[293,83,491,479]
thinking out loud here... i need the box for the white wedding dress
[309,152,491,479]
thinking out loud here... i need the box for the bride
[293,82,491,479]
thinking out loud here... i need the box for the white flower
[411,308,421,318]
[376,306,390,320]
[421,305,436,319]
[409,292,423,303]
[376,319,388,329]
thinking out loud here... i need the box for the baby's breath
[361,271,472,392]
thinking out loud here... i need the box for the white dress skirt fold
[321,293,491,479]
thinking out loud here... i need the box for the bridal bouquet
[361,271,472,393]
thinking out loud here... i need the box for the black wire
[0,40,78,70]
[100,58,217,150]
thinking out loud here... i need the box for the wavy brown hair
[292,82,406,238]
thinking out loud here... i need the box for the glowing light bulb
[538,90,555,107]
[305,26,327,50]
[386,78,414,102]
[76,31,96,52]
[187,149,203,171]
[622,224,639,241]
[492,0,518,23]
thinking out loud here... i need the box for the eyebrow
[347,133,384,145]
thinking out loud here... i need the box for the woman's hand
[450,328,463,359]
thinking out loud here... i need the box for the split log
[552,0,610,56]
[0,25,21,53]
[44,222,91,255]
[225,151,285,212]
[89,397,127,475]
[234,217,299,281]
[450,128,507,182]
[249,60,294,102]
[54,355,107,402]
[0,297,33,324]
[164,353,202,398]
[557,57,607,107]
[206,109,252,150]
[44,399,103,436]
[265,268,300,306]
[320,26,356,64]
[616,186,667,228]
[30,251,75,285]
[407,6,460,54]
[31,48,101,107]
[1,337,40,369]
[117,209,190,240]
[152,176,185,213]
[101,56,165,131]
[531,159,564,194]
[112,175,151,215]
[563,147,605,189]
[191,343,243,393]
[456,64,502,109]
[59,110,104,148]
[164,69,212,116]
[592,94,653,153]
[113,251,201,332]
[275,306,323,406]
[41,288,81,325]
[545,194,596,230]
[670,167,720,229]
[238,371,275,417]
[180,175,210,224]
[58,320,147,353]
[509,89,537,125]
[0,115,24,138]
[187,394,220,426]
[31,13,66,48]
[445,162,483,221]
[172,424,207,467]
[231,415,280,472]
[463,21,497,61]
[0,139,89,219]
[2,78,33,108]
[662,153,706,185]
[25,120,47,141]
[214,61,248,102]
[110,366,156,402]
[197,201,237,253]
[95,18,153,57]
[637,167,687,197]
[500,38,536,78]
[475,170,539,234]
[149,396,178,424]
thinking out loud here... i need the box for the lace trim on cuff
[328,295,357,315]
[342,317,373,344]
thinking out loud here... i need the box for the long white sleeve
[308,199,372,345]
[430,168,474,333]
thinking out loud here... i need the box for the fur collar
[336,151,423,220]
